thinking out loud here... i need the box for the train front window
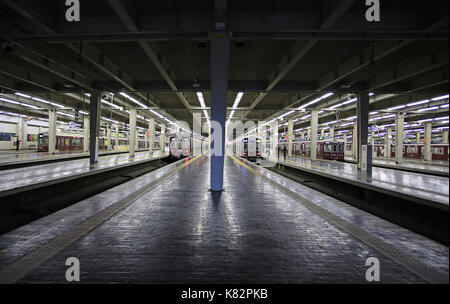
[72,139,81,146]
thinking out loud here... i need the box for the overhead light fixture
[417,106,439,112]
[15,92,31,98]
[277,110,295,120]
[431,95,449,101]
[299,92,334,110]
[407,99,429,107]
[387,105,406,111]
[119,92,147,108]
[101,99,121,109]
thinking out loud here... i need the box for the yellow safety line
[228,153,448,284]
[0,153,206,284]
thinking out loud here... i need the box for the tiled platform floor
[0,156,446,283]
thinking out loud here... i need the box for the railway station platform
[0,149,158,170]
[0,155,447,284]
[278,156,448,207]
[343,156,449,176]
[0,150,168,195]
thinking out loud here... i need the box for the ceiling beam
[107,0,193,114]
[262,15,450,123]
[367,52,449,91]
[1,0,180,123]
[243,0,356,117]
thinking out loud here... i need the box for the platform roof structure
[0,0,448,132]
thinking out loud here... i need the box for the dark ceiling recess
[236,41,245,48]
[197,41,207,48]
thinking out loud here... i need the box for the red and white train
[280,140,345,161]
[169,134,208,158]
[37,132,151,152]
[233,137,263,161]
[371,143,449,161]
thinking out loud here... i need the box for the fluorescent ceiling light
[119,92,147,108]
[149,109,163,119]
[440,104,449,108]
[0,97,20,105]
[21,103,39,109]
[277,110,295,120]
[299,92,334,109]
[417,106,439,112]
[342,98,357,105]
[15,92,31,98]
[101,99,121,109]
[431,95,449,101]
[407,99,429,107]
[32,97,51,104]
[232,92,244,108]
[387,105,406,111]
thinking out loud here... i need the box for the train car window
[72,139,81,146]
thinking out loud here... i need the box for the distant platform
[280,155,448,207]
[0,148,160,170]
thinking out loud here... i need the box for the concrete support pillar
[148,118,155,154]
[135,128,139,151]
[424,123,432,161]
[287,119,293,157]
[83,116,89,152]
[395,113,404,164]
[352,122,357,159]
[307,128,311,141]
[416,132,421,144]
[129,109,136,157]
[160,124,166,153]
[385,127,392,158]
[442,130,449,144]
[115,125,119,151]
[310,110,318,161]
[89,92,101,164]
[357,93,371,170]
[320,128,324,139]
[271,121,278,160]
[329,128,335,141]
[48,110,57,154]
[106,124,112,151]
[16,118,26,150]
[210,30,230,191]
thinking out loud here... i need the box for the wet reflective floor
[0,149,152,165]
[282,156,449,206]
[0,150,167,193]
[1,156,446,283]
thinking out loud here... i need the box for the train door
[331,142,338,160]
[182,136,190,156]
[248,136,256,157]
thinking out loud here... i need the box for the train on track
[169,134,209,159]
[232,136,263,161]
[284,140,345,161]
[37,131,156,152]
[370,143,449,161]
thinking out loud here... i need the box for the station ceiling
[0,0,448,130]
